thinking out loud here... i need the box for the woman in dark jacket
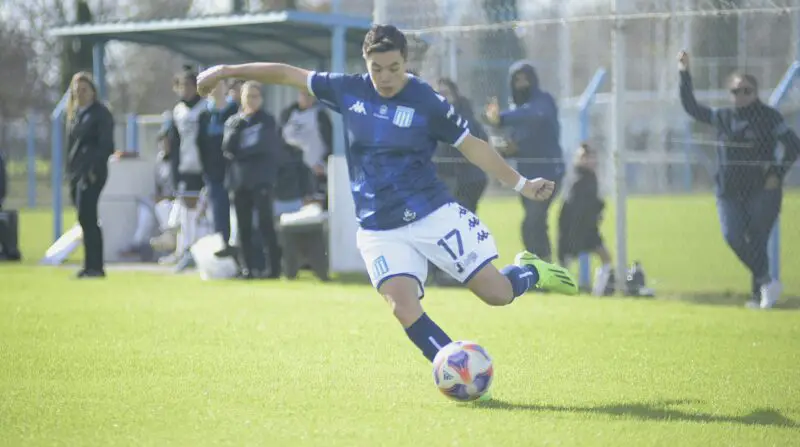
[435,78,489,213]
[222,81,282,279]
[65,71,114,278]
[678,50,800,309]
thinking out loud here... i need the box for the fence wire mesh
[385,0,800,297]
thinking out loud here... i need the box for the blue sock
[405,313,453,362]
[501,264,540,298]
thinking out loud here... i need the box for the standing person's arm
[769,111,800,182]
[678,51,715,125]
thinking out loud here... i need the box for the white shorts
[356,202,499,298]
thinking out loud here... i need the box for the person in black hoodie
[222,81,282,279]
[435,77,489,213]
[485,61,565,262]
[678,50,800,309]
[65,71,114,278]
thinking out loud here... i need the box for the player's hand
[678,50,690,72]
[520,178,555,201]
[485,97,500,126]
[197,65,228,96]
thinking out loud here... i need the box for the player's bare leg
[466,264,515,305]
[378,276,425,327]
[379,276,453,362]
[467,253,579,305]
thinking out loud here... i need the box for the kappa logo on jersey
[349,101,366,115]
[393,106,415,128]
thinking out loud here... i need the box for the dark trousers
[205,177,231,243]
[70,172,107,272]
[519,182,559,261]
[454,178,487,214]
[716,188,782,294]
[233,186,281,276]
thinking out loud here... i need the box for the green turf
[1,194,799,446]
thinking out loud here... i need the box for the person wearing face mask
[678,50,800,309]
[65,71,115,278]
[223,81,282,279]
[485,61,565,263]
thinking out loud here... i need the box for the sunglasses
[730,87,754,96]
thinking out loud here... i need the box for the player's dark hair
[362,24,408,59]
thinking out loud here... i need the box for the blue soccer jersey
[307,72,471,230]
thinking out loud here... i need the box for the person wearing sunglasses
[678,50,800,309]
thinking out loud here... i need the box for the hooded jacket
[498,60,565,182]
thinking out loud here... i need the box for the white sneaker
[760,280,782,309]
[592,265,612,296]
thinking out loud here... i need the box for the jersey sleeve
[428,93,471,148]
[307,71,347,113]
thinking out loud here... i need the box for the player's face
[175,77,197,100]
[730,76,757,108]
[241,86,263,113]
[72,80,95,107]
[365,50,407,98]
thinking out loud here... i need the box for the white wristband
[513,176,527,193]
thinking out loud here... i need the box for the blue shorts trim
[461,255,499,284]
[376,273,426,300]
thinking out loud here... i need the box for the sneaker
[760,280,782,309]
[592,265,613,297]
[515,250,579,295]
[76,269,106,279]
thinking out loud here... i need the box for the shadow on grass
[473,398,798,428]
[660,291,800,310]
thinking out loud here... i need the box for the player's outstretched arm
[197,63,310,96]
[458,134,554,201]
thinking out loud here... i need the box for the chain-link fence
[382,0,800,298]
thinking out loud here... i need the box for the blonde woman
[65,71,114,278]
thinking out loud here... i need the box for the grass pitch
[1,194,799,446]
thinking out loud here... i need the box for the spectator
[164,65,207,267]
[557,143,613,296]
[678,50,800,309]
[222,81,282,279]
[435,77,489,213]
[280,89,332,208]
[199,81,232,250]
[0,150,5,210]
[484,60,565,262]
[65,71,114,278]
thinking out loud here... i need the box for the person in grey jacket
[222,81,282,279]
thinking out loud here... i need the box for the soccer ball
[432,341,494,402]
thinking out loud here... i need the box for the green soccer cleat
[476,390,493,402]
[514,250,579,295]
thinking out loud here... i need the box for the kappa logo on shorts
[372,256,389,278]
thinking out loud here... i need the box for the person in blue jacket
[485,61,565,262]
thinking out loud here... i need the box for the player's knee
[467,267,514,306]
[378,276,424,327]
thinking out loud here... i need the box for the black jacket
[0,152,6,208]
[66,101,114,181]
[222,109,281,191]
[275,145,315,201]
[680,70,800,197]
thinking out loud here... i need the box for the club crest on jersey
[392,106,415,128]
[403,208,417,222]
